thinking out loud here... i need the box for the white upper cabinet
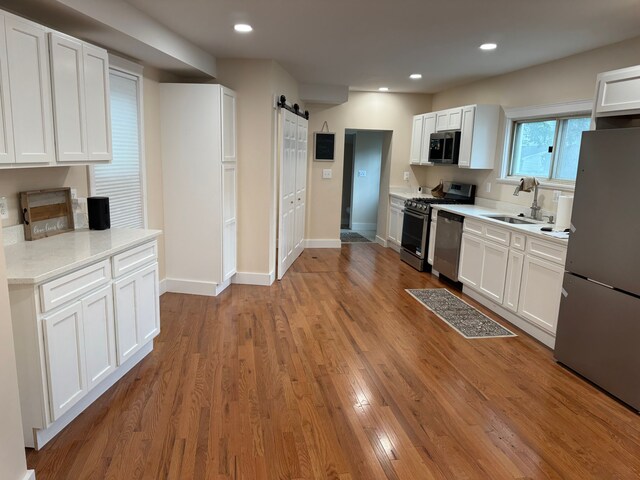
[409,113,436,166]
[0,11,111,167]
[49,33,87,163]
[595,65,640,116]
[458,104,500,169]
[409,104,499,169]
[49,32,111,164]
[420,113,436,165]
[0,16,15,165]
[409,114,423,165]
[83,44,111,162]
[4,16,55,165]
[436,107,462,132]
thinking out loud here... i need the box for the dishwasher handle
[437,210,464,223]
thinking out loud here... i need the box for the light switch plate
[0,197,8,220]
[70,188,78,200]
[485,182,491,193]
[322,168,332,179]
[403,171,410,181]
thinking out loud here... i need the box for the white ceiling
[124,0,640,93]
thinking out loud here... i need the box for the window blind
[93,70,144,228]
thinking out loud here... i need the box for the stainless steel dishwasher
[433,210,464,281]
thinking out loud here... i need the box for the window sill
[496,177,575,193]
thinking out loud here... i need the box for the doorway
[340,129,387,243]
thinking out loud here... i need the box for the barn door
[278,109,297,279]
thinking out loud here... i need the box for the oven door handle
[403,209,428,219]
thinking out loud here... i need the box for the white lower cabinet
[114,262,159,365]
[427,218,437,265]
[82,285,116,390]
[459,233,483,289]
[388,202,404,247]
[458,216,567,341]
[504,251,524,313]
[43,302,87,421]
[460,232,509,303]
[479,241,509,303]
[9,238,160,448]
[518,255,565,334]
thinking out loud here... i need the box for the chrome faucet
[513,182,542,220]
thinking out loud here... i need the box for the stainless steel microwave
[429,131,461,164]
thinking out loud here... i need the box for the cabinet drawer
[112,241,158,278]
[40,260,111,313]
[463,218,484,236]
[390,196,405,208]
[526,237,567,265]
[511,233,526,251]
[484,225,510,246]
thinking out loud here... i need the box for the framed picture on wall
[314,132,335,161]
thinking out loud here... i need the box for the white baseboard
[463,286,556,349]
[351,222,377,231]
[165,278,219,296]
[23,471,36,480]
[31,342,153,449]
[159,278,167,295]
[388,241,401,253]
[305,239,341,248]
[233,271,275,286]
[375,235,387,247]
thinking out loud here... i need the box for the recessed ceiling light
[479,43,497,51]
[234,24,253,33]
[409,74,422,80]
[378,87,389,92]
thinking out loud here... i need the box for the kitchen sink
[484,215,537,225]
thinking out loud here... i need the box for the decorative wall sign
[314,132,335,161]
[20,188,75,241]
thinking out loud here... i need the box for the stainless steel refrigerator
[554,127,640,412]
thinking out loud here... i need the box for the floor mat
[340,231,371,243]
[406,288,516,339]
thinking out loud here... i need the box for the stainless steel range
[400,182,475,272]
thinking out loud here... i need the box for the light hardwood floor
[27,244,640,479]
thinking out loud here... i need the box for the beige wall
[305,92,432,241]
[0,167,88,227]
[427,35,640,214]
[0,225,30,480]
[142,75,166,279]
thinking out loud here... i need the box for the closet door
[277,109,297,279]
[5,17,55,164]
[292,116,308,261]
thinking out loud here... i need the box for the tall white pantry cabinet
[160,84,237,296]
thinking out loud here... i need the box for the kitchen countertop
[431,204,569,245]
[4,228,162,285]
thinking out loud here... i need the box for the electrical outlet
[322,168,332,179]
[70,188,78,200]
[0,197,8,220]
[553,190,561,203]
[403,171,410,181]
[358,170,366,177]
[485,182,491,193]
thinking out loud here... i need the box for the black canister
[87,196,110,230]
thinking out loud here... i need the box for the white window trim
[497,99,593,192]
[87,54,148,228]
